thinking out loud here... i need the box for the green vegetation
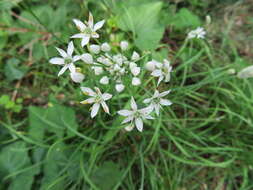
[1,0,253,189]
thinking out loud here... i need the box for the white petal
[145,60,156,71]
[91,103,100,118]
[130,67,140,76]
[49,57,64,65]
[135,118,143,132]
[160,99,172,106]
[56,47,67,58]
[100,76,109,85]
[80,97,95,104]
[120,41,128,51]
[115,84,125,92]
[81,36,90,47]
[154,104,160,116]
[101,43,111,52]
[143,98,152,104]
[101,101,110,114]
[73,55,81,62]
[140,105,153,115]
[129,62,137,70]
[125,125,134,131]
[132,77,141,86]
[68,63,76,73]
[102,93,112,101]
[157,76,164,85]
[151,69,162,77]
[58,65,68,76]
[144,115,155,120]
[71,33,87,39]
[117,110,133,116]
[88,12,94,28]
[94,20,105,31]
[131,51,140,61]
[130,97,137,110]
[91,32,99,38]
[81,53,93,64]
[93,66,103,75]
[67,41,74,56]
[73,19,86,31]
[164,73,171,82]
[89,44,100,54]
[122,116,134,124]
[153,90,160,98]
[237,66,253,79]
[159,90,171,97]
[81,87,96,96]
[70,72,84,83]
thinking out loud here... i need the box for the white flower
[151,59,172,85]
[92,66,104,75]
[145,60,159,71]
[101,43,111,52]
[130,66,140,76]
[131,51,140,61]
[187,27,206,39]
[70,71,85,83]
[237,66,253,79]
[81,53,93,64]
[129,62,137,70]
[132,77,141,86]
[120,41,128,51]
[80,87,112,118]
[49,41,80,76]
[143,90,172,115]
[100,76,109,84]
[115,83,125,92]
[117,97,153,132]
[71,12,105,47]
[89,44,100,54]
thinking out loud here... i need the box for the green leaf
[117,2,165,51]
[0,141,39,190]
[4,58,27,81]
[91,162,122,190]
[29,104,78,140]
[171,8,201,30]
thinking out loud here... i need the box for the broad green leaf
[91,162,122,190]
[171,8,201,30]
[29,104,78,140]
[0,141,39,190]
[4,58,27,81]
[117,2,165,51]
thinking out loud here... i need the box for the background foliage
[1,0,253,189]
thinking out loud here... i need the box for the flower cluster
[49,12,206,132]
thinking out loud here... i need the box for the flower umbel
[80,87,112,118]
[143,90,172,115]
[117,97,154,132]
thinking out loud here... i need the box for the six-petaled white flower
[143,90,172,115]
[117,97,154,132]
[151,59,172,85]
[187,27,206,39]
[49,41,80,76]
[80,87,112,118]
[72,12,105,47]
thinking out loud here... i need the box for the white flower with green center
[151,59,172,85]
[187,27,206,39]
[49,41,80,76]
[118,97,154,132]
[80,87,112,118]
[143,90,172,115]
[71,12,105,47]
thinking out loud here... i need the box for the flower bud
[101,43,111,52]
[70,72,85,83]
[81,53,93,64]
[89,44,100,54]
[100,76,109,84]
[120,41,128,51]
[115,83,125,92]
[132,77,141,86]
